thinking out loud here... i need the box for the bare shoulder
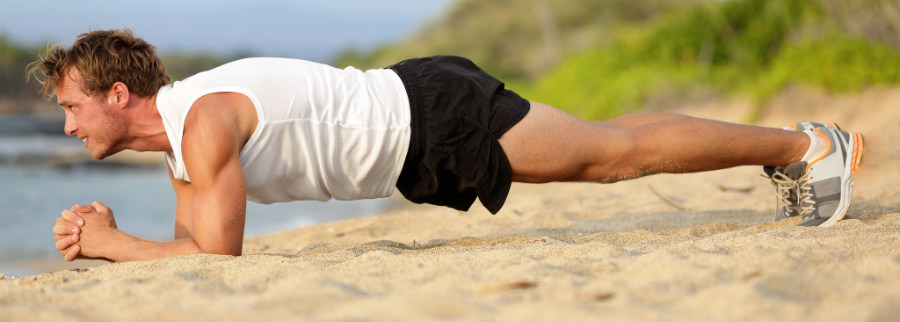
[186,92,258,145]
[182,92,257,180]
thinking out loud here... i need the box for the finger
[72,204,95,214]
[55,234,74,250]
[55,234,79,251]
[92,201,109,213]
[64,245,80,261]
[58,244,72,255]
[53,223,80,235]
[61,210,85,226]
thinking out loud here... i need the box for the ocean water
[0,135,395,272]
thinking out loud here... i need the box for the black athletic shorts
[387,56,531,214]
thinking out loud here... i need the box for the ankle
[800,130,827,164]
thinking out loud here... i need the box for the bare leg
[596,112,689,129]
[499,101,809,183]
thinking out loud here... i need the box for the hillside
[3,0,899,119]
[335,0,703,81]
[336,0,900,121]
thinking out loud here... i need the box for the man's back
[156,58,412,203]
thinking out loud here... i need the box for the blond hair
[28,28,171,99]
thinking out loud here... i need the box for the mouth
[78,136,88,147]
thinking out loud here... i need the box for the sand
[1,87,898,321]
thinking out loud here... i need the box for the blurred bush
[0,34,41,114]
[338,0,900,121]
[335,0,703,81]
[529,0,900,120]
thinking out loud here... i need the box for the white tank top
[155,57,410,203]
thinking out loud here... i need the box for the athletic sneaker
[786,127,864,227]
[763,122,839,221]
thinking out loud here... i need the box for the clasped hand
[52,201,118,261]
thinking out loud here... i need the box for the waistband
[387,60,426,170]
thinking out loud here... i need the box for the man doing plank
[32,29,863,262]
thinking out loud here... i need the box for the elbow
[190,227,244,256]
[197,243,242,256]
[200,247,242,257]
[218,250,243,256]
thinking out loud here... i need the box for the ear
[106,82,130,109]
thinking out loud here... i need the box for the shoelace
[795,176,816,218]
[767,172,800,217]
[767,171,816,218]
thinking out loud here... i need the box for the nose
[64,114,78,136]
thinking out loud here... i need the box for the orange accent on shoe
[788,124,798,131]
[851,132,864,174]
[806,128,832,173]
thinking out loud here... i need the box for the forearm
[97,230,208,262]
[63,200,244,262]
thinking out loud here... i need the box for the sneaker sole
[817,130,864,227]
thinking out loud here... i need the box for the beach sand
[2,87,898,321]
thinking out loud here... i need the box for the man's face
[56,67,127,160]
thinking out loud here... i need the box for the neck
[122,93,171,152]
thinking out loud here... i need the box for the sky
[0,0,455,63]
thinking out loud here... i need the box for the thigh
[498,101,632,183]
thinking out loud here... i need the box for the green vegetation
[529,0,900,120]
[0,34,40,109]
[2,0,899,119]
[760,35,900,99]
[339,0,900,121]
[336,0,703,81]
[525,0,823,120]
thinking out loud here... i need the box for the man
[34,29,863,262]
